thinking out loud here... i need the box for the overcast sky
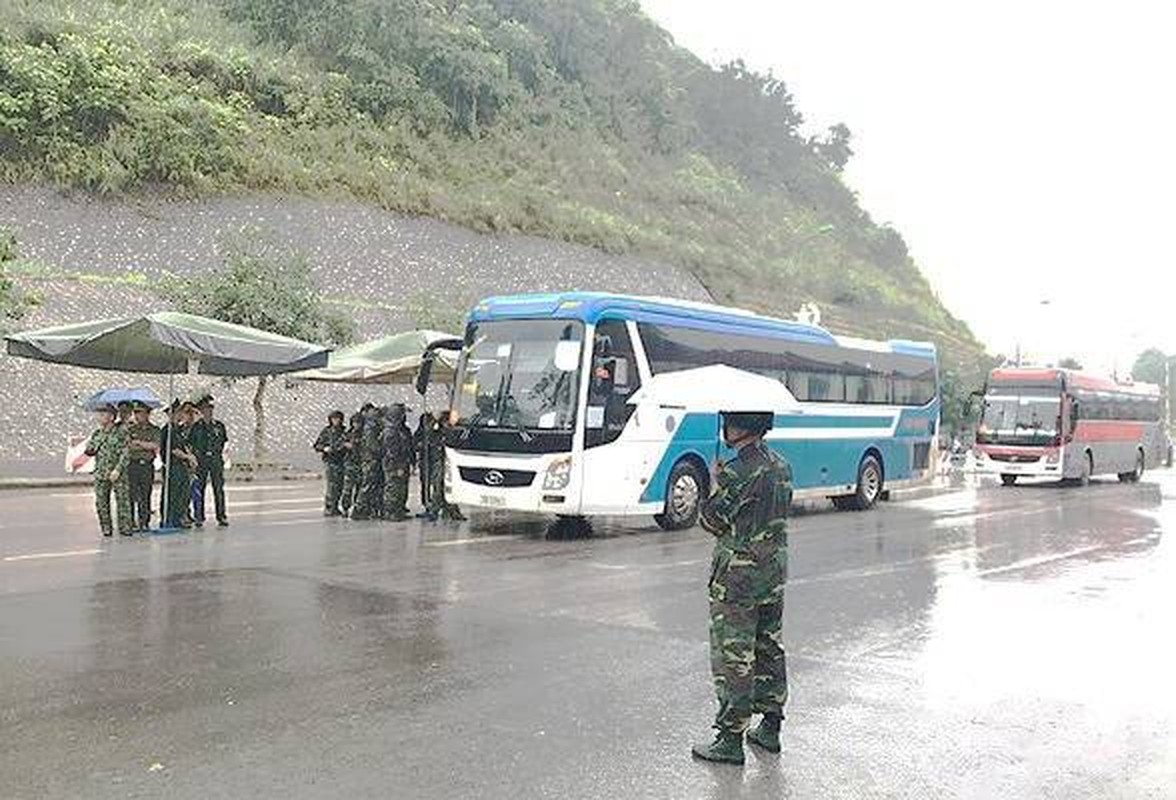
[641,0,1174,375]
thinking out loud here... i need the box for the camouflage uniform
[381,405,416,520]
[423,416,464,521]
[314,422,347,515]
[125,419,160,531]
[699,439,793,736]
[351,410,384,520]
[340,414,364,516]
[86,425,132,536]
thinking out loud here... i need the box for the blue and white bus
[442,292,939,529]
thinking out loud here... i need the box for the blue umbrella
[83,387,163,411]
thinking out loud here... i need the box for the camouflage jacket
[314,425,347,464]
[360,418,383,461]
[86,426,129,478]
[701,441,793,603]
[381,424,416,469]
[701,440,792,553]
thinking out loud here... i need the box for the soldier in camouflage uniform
[351,404,384,520]
[85,403,133,537]
[424,413,466,522]
[381,404,415,521]
[340,411,364,518]
[313,410,347,516]
[125,401,160,532]
[692,410,792,766]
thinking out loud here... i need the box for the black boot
[691,731,745,765]
[747,713,782,753]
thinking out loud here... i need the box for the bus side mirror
[1070,401,1080,432]
[415,353,434,397]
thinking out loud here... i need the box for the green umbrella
[4,311,329,375]
[292,329,458,385]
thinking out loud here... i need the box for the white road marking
[974,544,1107,577]
[425,536,524,547]
[224,497,322,509]
[3,548,102,562]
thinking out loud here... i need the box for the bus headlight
[1046,450,1060,464]
[543,456,573,490]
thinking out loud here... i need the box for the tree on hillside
[811,123,853,172]
[157,231,356,460]
[0,226,37,330]
[1131,348,1168,386]
[1058,357,1083,370]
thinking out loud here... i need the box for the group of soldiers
[313,403,464,522]
[84,395,229,537]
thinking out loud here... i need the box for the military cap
[328,409,345,421]
[116,400,133,410]
[360,402,376,413]
[130,400,152,411]
[94,402,117,414]
[196,393,214,407]
[720,411,775,436]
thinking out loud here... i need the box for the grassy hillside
[0,0,990,415]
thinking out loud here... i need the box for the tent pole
[159,372,173,533]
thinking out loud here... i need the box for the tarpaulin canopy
[4,312,330,376]
[292,329,459,386]
[83,387,162,411]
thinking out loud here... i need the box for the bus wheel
[1000,474,1018,486]
[654,460,705,531]
[1118,450,1144,483]
[849,454,883,511]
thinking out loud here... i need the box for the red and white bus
[974,367,1165,485]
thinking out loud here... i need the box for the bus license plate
[480,495,506,508]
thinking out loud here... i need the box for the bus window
[587,320,641,448]
[846,374,889,404]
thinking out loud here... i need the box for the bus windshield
[453,319,584,431]
[978,391,1061,445]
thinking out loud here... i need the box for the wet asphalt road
[1,474,1173,800]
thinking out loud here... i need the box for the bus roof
[469,292,937,361]
[989,366,1161,396]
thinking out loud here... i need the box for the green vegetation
[0,0,989,404]
[0,226,39,328]
[156,230,356,458]
[1131,349,1168,386]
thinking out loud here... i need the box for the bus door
[579,320,648,512]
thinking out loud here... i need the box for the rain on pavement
[1,474,1173,799]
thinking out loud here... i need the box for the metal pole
[159,372,173,532]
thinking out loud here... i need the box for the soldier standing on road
[414,412,433,515]
[351,403,384,520]
[160,400,198,529]
[190,395,229,528]
[692,410,792,766]
[340,411,364,518]
[85,402,133,538]
[314,410,347,517]
[125,401,160,532]
[424,413,465,522]
[381,404,415,521]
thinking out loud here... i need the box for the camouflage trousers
[708,547,788,734]
[382,464,410,518]
[323,461,344,513]
[94,477,132,536]
[352,458,383,518]
[341,461,362,514]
